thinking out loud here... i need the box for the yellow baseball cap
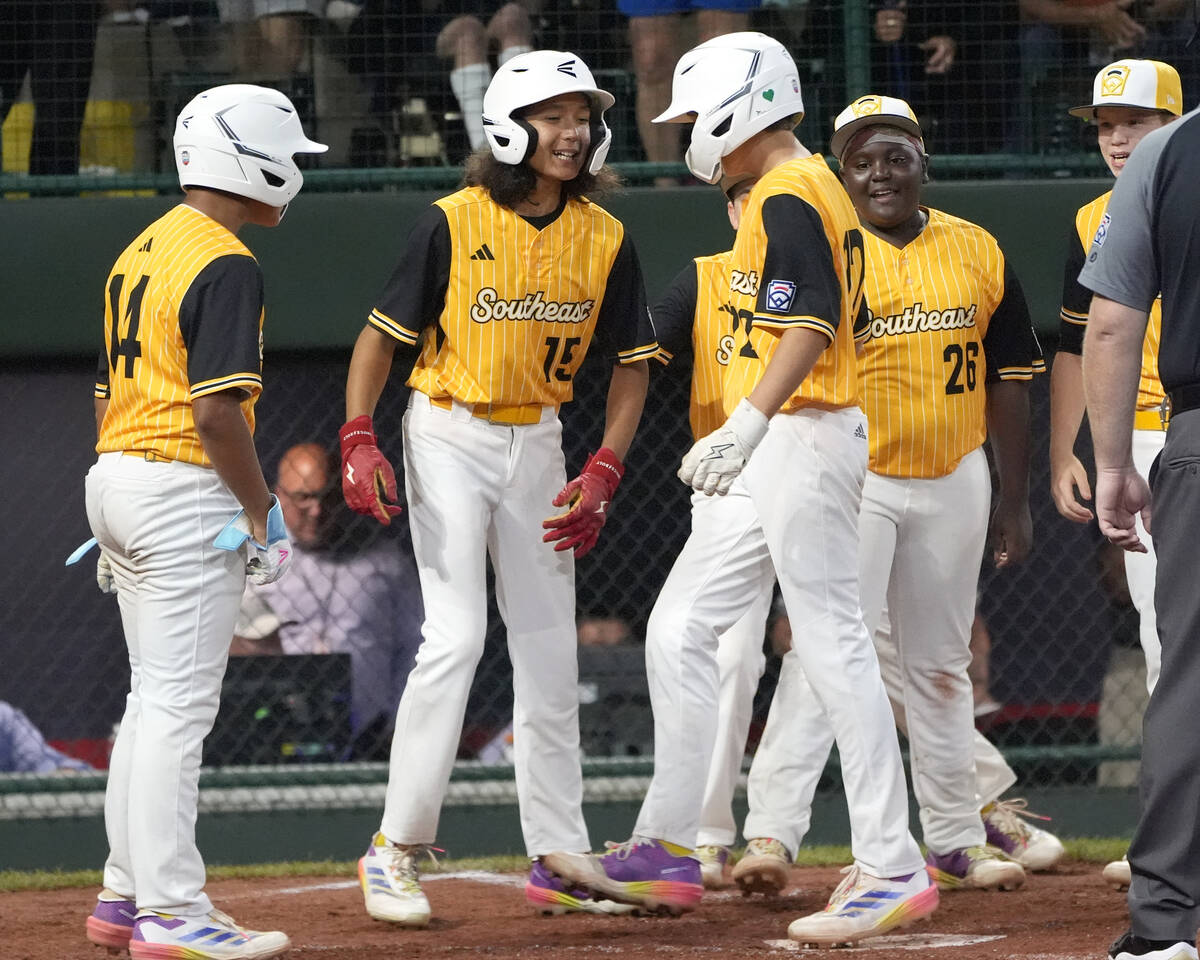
[831,94,924,161]
[1069,59,1183,119]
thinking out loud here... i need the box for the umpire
[1081,102,1200,960]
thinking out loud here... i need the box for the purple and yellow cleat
[541,837,704,916]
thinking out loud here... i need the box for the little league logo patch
[766,279,796,312]
[1088,212,1111,263]
[1101,65,1131,98]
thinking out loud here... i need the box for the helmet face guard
[482,51,615,175]
[654,32,804,184]
[174,84,328,207]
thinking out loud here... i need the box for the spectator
[0,0,103,175]
[231,442,424,757]
[340,1,536,162]
[0,701,93,774]
[617,0,762,185]
[218,0,325,77]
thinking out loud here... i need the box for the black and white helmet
[173,84,327,207]
[482,50,615,175]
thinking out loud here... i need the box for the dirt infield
[8,859,1127,960]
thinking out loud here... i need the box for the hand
[339,414,403,525]
[212,496,292,584]
[1095,465,1152,553]
[1097,0,1146,48]
[246,495,292,585]
[920,35,956,74]
[1049,453,1094,523]
[542,447,625,559]
[678,398,770,496]
[989,496,1032,568]
[96,552,118,594]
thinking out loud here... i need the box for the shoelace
[825,864,865,911]
[206,908,250,934]
[604,836,656,861]
[384,843,443,888]
[987,798,1050,841]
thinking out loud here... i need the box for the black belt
[1168,384,1200,418]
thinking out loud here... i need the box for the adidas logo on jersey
[854,423,867,440]
[471,244,495,261]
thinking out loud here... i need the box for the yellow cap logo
[1101,66,1131,98]
[851,96,882,117]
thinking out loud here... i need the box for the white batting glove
[678,398,770,496]
[213,496,293,585]
[96,551,118,595]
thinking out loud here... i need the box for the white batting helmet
[482,50,615,175]
[173,84,327,207]
[653,32,804,184]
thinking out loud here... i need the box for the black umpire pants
[1129,407,1200,943]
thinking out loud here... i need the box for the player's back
[96,204,262,466]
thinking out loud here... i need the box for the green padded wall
[0,179,1110,359]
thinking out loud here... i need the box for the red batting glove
[542,447,624,559]
[338,415,403,526]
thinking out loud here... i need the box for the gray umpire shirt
[1078,105,1200,392]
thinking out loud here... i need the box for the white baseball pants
[85,451,245,916]
[635,407,924,878]
[688,489,775,851]
[380,394,590,856]
[743,448,992,855]
[1129,426,1164,691]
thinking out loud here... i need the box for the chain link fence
[0,345,1150,810]
[3,1,1200,185]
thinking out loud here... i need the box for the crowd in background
[3,0,1199,176]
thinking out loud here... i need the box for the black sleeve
[982,256,1037,383]
[371,205,452,341]
[95,347,110,398]
[650,262,700,363]
[179,254,263,392]
[592,233,656,361]
[758,194,841,331]
[1058,220,1090,355]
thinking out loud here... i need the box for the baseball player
[544,33,939,945]
[1049,58,1182,893]
[725,94,1047,900]
[649,175,779,891]
[80,84,325,960]
[339,50,657,926]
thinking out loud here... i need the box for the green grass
[0,841,1132,894]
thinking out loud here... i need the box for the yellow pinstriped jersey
[722,155,867,416]
[1059,190,1164,410]
[858,208,1042,479]
[653,251,735,440]
[368,186,657,410]
[95,204,265,466]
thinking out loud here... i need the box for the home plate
[765,933,1006,952]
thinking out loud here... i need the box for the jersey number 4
[107,273,149,379]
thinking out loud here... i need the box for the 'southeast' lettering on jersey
[469,287,596,324]
[864,301,978,340]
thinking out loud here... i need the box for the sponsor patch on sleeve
[765,279,796,313]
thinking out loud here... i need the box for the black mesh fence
[3,1,1200,184]
[0,346,1151,801]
